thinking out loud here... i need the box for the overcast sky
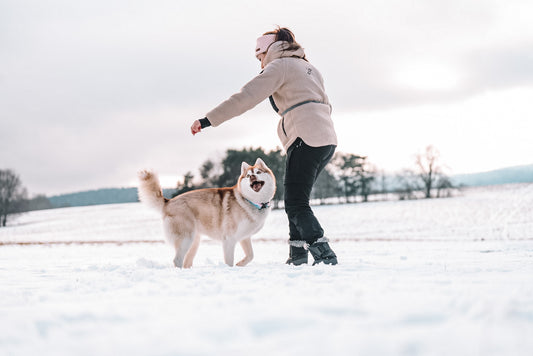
[2,0,533,195]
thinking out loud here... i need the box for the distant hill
[48,187,176,208]
[452,164,533,187]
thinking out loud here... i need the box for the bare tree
[0,169,26,227]
[435,175,455,198]
[394,169,421,200]
[415,145,451,199]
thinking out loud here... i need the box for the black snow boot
[308,237,338,265]
[286,241,309,265]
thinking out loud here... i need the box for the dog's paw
[236,258,251,267]
[183,260,193,269]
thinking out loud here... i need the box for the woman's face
[257,53,266,69]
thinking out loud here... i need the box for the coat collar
[263,41,306,67]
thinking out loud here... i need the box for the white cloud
[335,85,533,174]
[391,60,463,92]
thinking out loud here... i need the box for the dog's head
[238,158,276,203]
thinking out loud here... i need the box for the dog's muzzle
[249,175,265,192]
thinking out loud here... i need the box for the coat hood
[263,41,306,66]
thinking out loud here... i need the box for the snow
[1,183,533,356]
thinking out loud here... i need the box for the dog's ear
[241,161,251,175]
[254,158,267,169]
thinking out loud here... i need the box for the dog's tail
[137,170,168,213]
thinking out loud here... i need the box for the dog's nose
[249,175,257,182]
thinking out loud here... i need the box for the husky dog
[138,158,276,268]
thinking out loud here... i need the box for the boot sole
[286,257,308,266]
[312,257,338,266]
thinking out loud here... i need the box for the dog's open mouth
[251,181,265,192]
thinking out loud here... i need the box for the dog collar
[246,199,271,210]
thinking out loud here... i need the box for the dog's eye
[256,170,262,174]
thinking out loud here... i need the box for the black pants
[284,138,336,243]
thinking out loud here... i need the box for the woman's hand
[191,120,202,135]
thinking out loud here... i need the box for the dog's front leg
[236,237,254,267]
[222,240,236,266]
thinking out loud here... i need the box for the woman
[190,27,338,265]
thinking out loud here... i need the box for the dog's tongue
[252,181,263,192]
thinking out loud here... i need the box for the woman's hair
[263,27,307,61]
[264,27,296,42]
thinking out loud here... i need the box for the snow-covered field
[1,184,532,356]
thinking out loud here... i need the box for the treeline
[171,145,457,208]
[0,145,455,227]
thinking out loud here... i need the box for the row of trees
[171,145,456,207]
[0,145,454,227]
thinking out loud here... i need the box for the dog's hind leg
[172,236,194,268]
[164,216,195,268]
[183,233,201,268]
[236,237,254,267]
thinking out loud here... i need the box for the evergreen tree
[172,171,195,198]
[264,147,286,207]
[215,148,267,188]
[331,153,363,203]
[312,167,339,204]
[199,159,218,188]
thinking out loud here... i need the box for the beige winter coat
[206,41,337,151]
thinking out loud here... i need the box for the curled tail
[138,170,168,213]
